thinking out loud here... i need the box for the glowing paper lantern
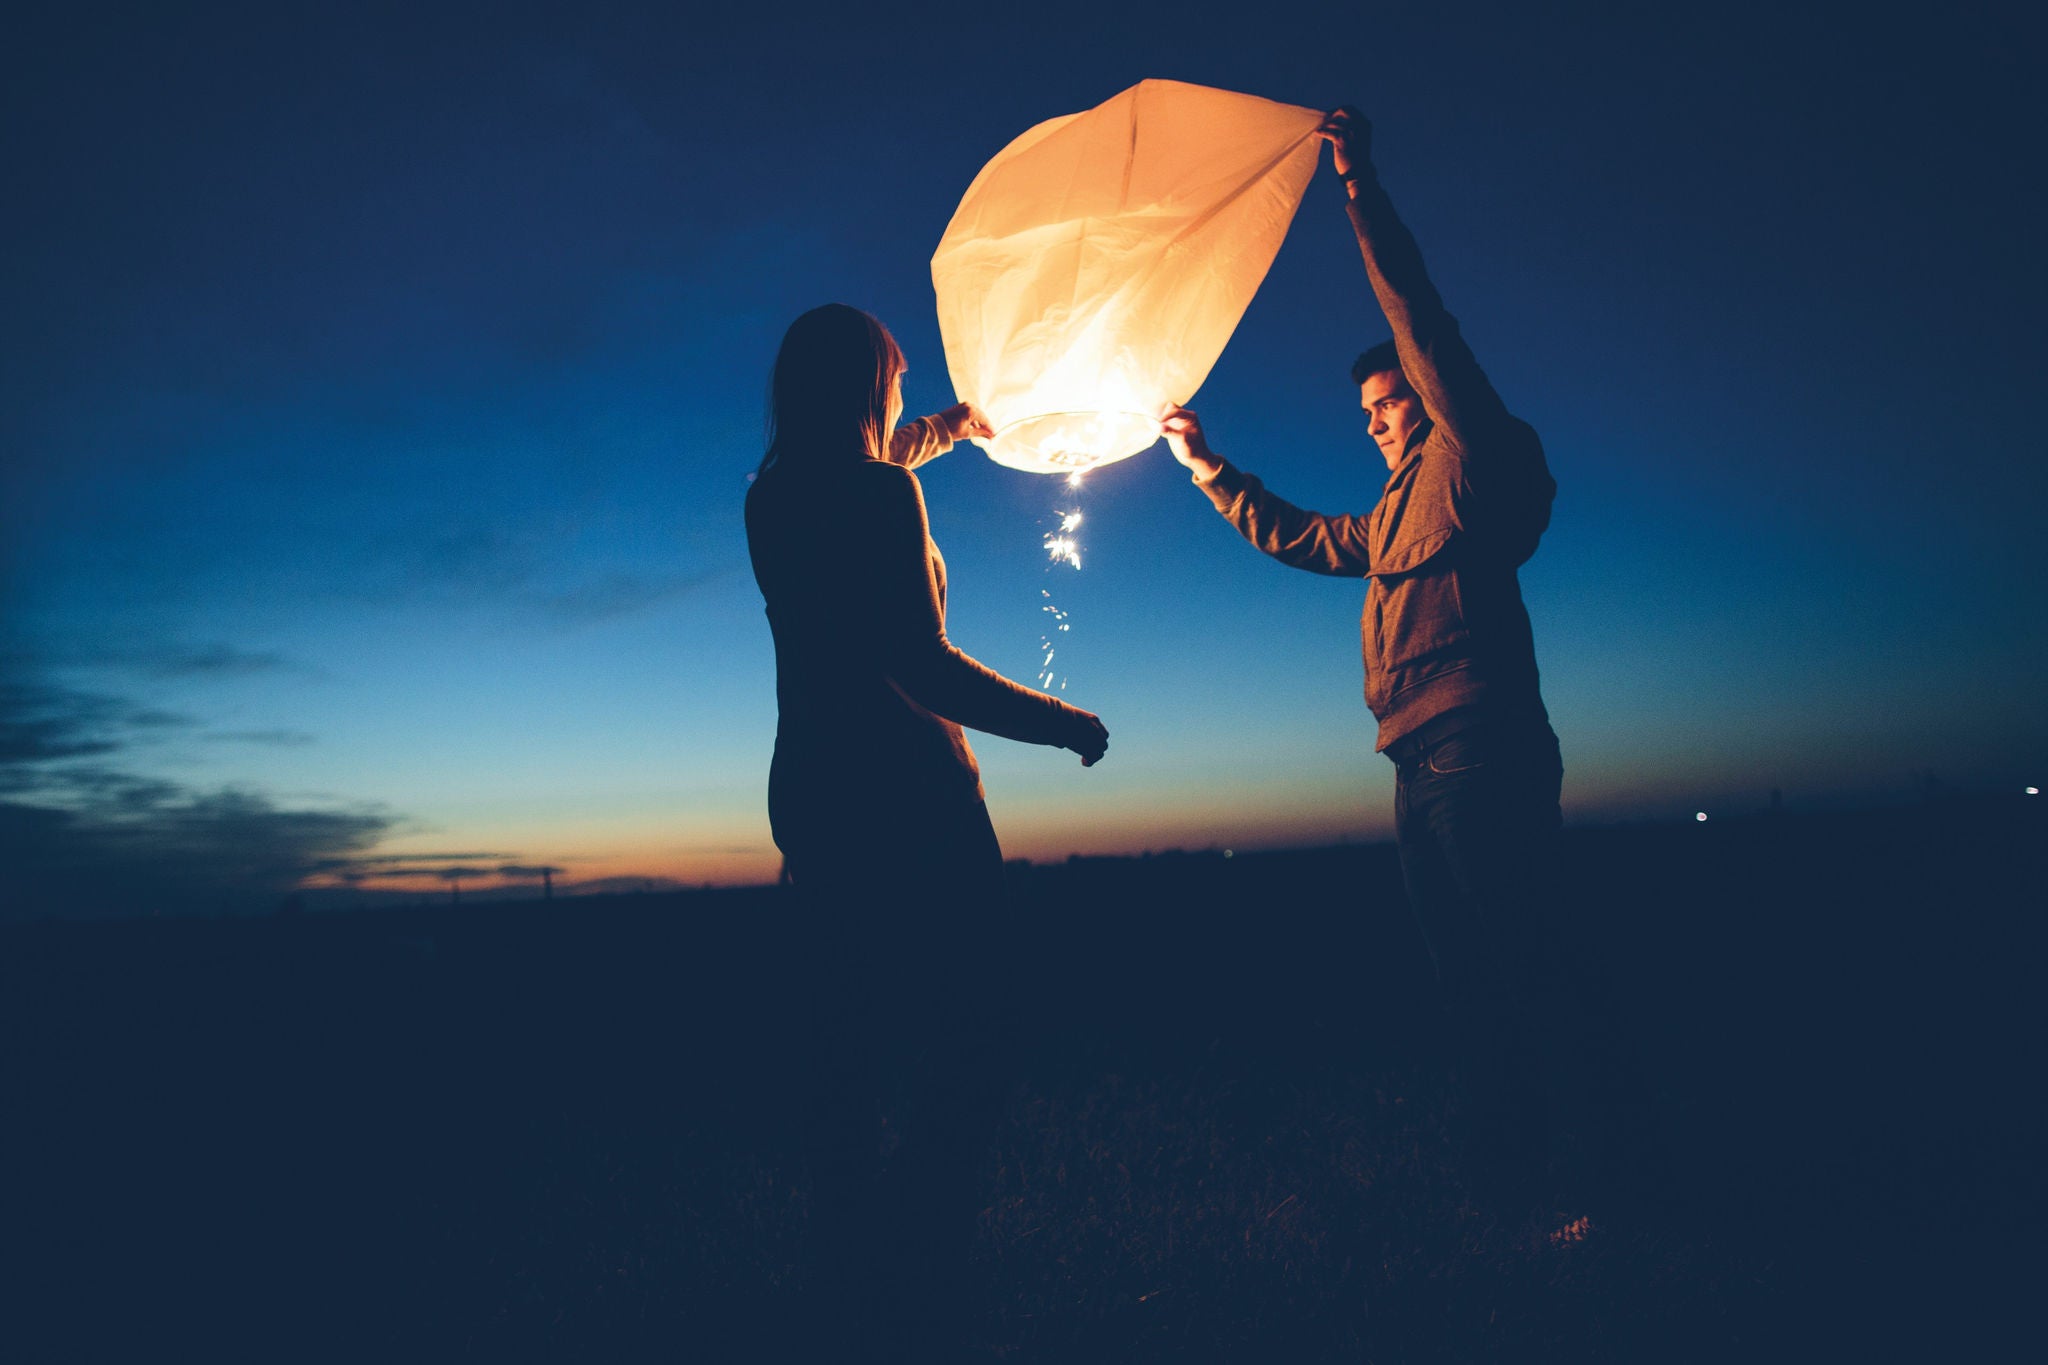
[932,80,1323,475]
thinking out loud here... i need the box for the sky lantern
[932,80,1324,475]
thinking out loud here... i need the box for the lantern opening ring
[989,408,1160,438]
[980,408,1166,473]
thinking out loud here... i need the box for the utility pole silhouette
[542,867,553,901]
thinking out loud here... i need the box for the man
[1161,108,1576,1198]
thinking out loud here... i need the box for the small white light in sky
[2028,786,2040,796]
[1065,470,1085,489]
[1695,811,1709,822]
[1223,848,1234,859]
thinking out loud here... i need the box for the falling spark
[1042,499,1085,570]
[1044,535,1082,568]
[1035,590,1074,695]
[1033,481,1090,689]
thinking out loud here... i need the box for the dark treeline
[6,798,2040,1360]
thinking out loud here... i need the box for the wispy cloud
[362,865,495,882]
[25,642,312,681]
[204,729,316,747]
[496,863,565,878]
[532,569,717,627]
[136,644,299,680]
[348,523,721,630]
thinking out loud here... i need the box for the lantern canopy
[932,80,1324,475]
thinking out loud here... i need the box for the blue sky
[5,0,2042,913]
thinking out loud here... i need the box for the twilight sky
[5,0,2042,913]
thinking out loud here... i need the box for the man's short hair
[1350,341,1402,386]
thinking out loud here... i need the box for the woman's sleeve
[858,464,1083,746]
[885,415,954,469]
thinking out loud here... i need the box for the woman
[744,303,1106,1355]
[745,302,1107,898]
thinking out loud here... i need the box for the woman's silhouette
[744,303,1107,1356]
[746,303,1107,896]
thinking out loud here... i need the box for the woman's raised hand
[938,402,994,443]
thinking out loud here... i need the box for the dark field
[7,799,2042,1361]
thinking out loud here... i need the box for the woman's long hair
[759,304,904,475]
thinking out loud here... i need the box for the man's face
[1359,369,1424,470]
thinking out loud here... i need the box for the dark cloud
[310,851,512,872]
[0,679,390,919]
[0,786,394,920]
[0,723,120,766]
[353,865,497,883]
[24,766,186,811]
[0,681,192,766]
[428,866,491,882]
[565,875,686,897]
[307,852,556,898]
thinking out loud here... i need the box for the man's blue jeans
[1390,716,1567,1166]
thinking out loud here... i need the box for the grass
[6,797,2039,1360]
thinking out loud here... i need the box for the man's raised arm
[1320,109,1511,450]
